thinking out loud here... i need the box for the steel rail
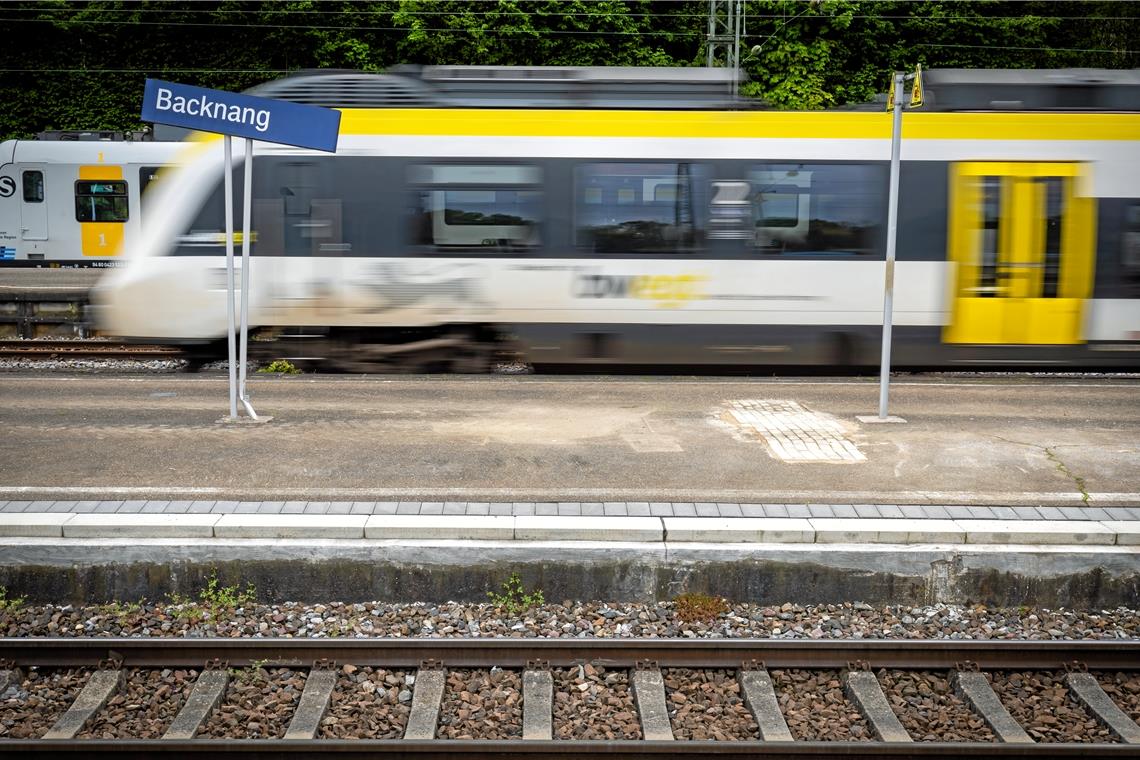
[1,738,1139,758]
[0,340,179,357]
[3,637,1138,669]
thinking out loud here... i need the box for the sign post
[141,78,340,421]
[860,65,921,426]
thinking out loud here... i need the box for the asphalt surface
[0,373,1137,505]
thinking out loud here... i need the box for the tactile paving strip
[724,400,865,463]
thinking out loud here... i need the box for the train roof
[244,65,1140,113]
[246,65,752,110]
[919,68,1140,112]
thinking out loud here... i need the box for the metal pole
[732,0,741,99]
[878,72,904,419]
[238,137,258,421]
[223,136,237,420]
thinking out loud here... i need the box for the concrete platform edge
[4,513,1138,546]
[0,539,1136,608]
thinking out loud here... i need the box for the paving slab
[62,514,219,538]
[662,517,814,543]
[1103,521,1140,546]
[810,518,965,544]
[514,516,662,541]
[957,519,1116,545]
[364,515,514,540]
[213,514,367,539]
[0,513,71,537]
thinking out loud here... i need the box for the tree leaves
[0,0,1135,137]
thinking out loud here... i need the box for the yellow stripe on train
[337,109,1140,142]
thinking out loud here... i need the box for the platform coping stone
[522,668,553,740]
[1065,672,1140,743]
[163,668,229,740]
[738,668,794,741]
[720,399,865,463]
[284,666,338,740]
[42,668,123,739]
[950,670,1033,744]
[631,666,673,741]
[403,666,445,740]
[844,669,912,742]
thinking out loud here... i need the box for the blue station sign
[141,78,340,152]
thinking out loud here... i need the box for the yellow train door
[944,163,1096,344]
[77,165,127,257]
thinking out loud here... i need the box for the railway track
[1,638,1138,757]
[0,339,180,359]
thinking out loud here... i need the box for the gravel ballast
[76,667,197,739]
[4,601,1139,641]
[1097,672,1140,724]
[772,669,873,742]
[876,669,995,742]
[988,670,1117,743]
[664,668,758,740]
[552,664,641,740]
[437,668,522,739]
[199,667,305,739]
[318,666,411,739]
[0,668,91,738]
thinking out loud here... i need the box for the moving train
[93,67,1140,370]
[0,134,183,265]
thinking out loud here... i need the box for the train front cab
[943,162,1098,349]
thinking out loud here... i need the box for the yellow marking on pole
[909,65,924,108]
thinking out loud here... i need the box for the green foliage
[487,572,544,615]
[258,359,301,374]
[167,571,256,623]
[230,659,269,684]
[0,586,26,613]
[1,0,1136,137]
[199,572,258,608]
[673,592,729,623]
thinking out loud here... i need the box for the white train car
[93,68,1140,370]
[0,135,185,265]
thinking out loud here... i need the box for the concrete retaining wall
[0,540,1136,609]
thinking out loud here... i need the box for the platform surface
[1,373,1137,506]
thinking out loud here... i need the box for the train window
[173,159,357,257]
[575,163,706,254]
[1124,205,1140,271]
[1040,178,1064,298]
[408,164,541,253]
[74,181,128,222]
[22,171,43,203]
[749,164,884,255]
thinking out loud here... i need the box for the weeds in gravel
[673,592,729,623]
[167,572,257,623]
[0,586,26,613]
[97,600,143,621]
[258,359,301,374]
[487,573,544,616]
[230,659,269,684]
